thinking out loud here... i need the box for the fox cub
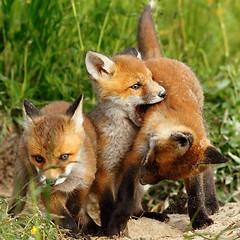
[8,95,97,234]
[85,51,166,232]
[108,3,228,235]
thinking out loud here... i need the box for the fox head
[23,95,85,187]
[85,50,166,126]
[139,126,229,185]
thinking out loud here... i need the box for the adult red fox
[108,3,228,235]
[8,95,97,234]
[85,51,167,232]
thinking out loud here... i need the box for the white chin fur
[53,162,75,186]
[36,161,75,186]
[55,177,67,185]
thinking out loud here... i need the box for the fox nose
[46,178,57,186]
[159,89,166,99]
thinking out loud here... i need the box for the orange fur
[41,101,71,115]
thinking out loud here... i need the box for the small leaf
[216,79,230,90]
[225,175,233,185]
[228,152,240,164]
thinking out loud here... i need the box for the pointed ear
[23,100,41,128]
[170,132,193,157]
[85,51,115,80]
[121,47,142,59]
[204,146,229,165]
[66,94,84,132]
[23,100,41,118]
[66,94,83,117]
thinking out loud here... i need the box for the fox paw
[107,215,129,237]
[142,211,170,222]
[205,201,219,215]
[192,216,214,230]
[59,217,79,235]
[82,222,102,235]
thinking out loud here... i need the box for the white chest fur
[102,117,137,171]
[91,104,138,172]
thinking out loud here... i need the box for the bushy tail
[138,1,162,60]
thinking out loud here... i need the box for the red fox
[8,95,97,234]
[85,51,166,232]
[108,3,229,235]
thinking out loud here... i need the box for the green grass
[0,0,239,239]
[0,194,61,240]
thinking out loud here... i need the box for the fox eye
[59,154,69,161]
[130,83,142,90]
[34,155,44,163]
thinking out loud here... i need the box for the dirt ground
[0,127,19,198]
[83,202,240,240]
[121,202,240,240]
[86,201,240,240]
[0,129,239,240]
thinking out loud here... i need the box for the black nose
[46,178,56,186]
[159,90,166,99]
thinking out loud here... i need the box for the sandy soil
[1,129,239,240]
[126,202,240,240]
[86,202,239,240]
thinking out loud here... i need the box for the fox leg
[107,167,169,236]
[66,190,81,219]
[129,137,169,222]
[79,190,101,235]
[78,207,100,235]
[92,168,116,234]
[45,191,78,234]
[108,137,169,236]
[67,187,100,234]
[108,163,138,236]
[202,166,219,215]
[108,160,169,235]
[184,174,214,229]
[131,183,144,216]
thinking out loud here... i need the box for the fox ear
[121,47,142,59]
[85,51,115,80]
[66,94,84,131]
[23,100,41,128]
[203,146,229,165]
[170,132,193,157]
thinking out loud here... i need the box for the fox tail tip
[149,0,154,8]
